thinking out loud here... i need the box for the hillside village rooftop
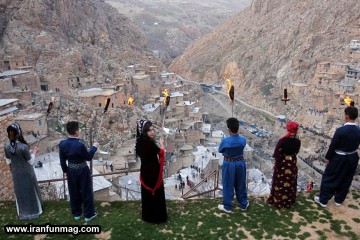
[0,69,30,79]
[79,88,115,97]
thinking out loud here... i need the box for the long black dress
[136,138,167,223]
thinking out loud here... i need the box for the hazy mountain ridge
[0,0,153,79]
[169,0,360,113]
[106,0,252,65]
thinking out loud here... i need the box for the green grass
[1,192,359,239]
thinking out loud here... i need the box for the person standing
[135,119,167,223]
[315,106,360,208]
[267,121,301,209]
[59,121,99,221]
[4,123,43,220]
[218,117,249,213]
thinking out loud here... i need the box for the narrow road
[177,75,276,118]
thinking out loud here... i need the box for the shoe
[74,216,81,220]
[335,202,342,207]
[314,196,327,208]
[85,212,98,222]
[239,201,250,211]
[218,204,232,213]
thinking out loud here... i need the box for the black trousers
[319,153,359,204]
[67,167,95,218]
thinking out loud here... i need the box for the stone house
[15,113,48,137]
[0,99,19,117]
[142,103,161,123]
[68,74,95,89]
[79,87,125,109]
[161,72,177,81]
[0,70,40,92]
[133,74,151,95]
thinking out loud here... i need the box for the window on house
[38,119,42,126]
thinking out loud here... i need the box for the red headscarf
[285,121,299,137]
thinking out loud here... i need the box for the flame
[162,89,169,104]
[226,79,234,101]
[344,96,352,106]
[162,89,169,97]
[128,97,134,105]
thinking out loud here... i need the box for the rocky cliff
[169,0,360,115]
[0,0,155,80]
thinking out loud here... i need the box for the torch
[226,79,235,117]
[281,88,291,105]
[36,99,54,148]
[96,97,111,139]
[162,89,170,127]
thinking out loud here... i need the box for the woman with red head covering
[267,121,301,209]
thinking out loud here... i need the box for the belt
[335,150,358,155]
[68,162,88,169]
[224,156,245,162]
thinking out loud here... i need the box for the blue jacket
[59,138,97,173]
[218,134,247,158]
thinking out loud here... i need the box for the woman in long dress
[4,123,43,220]
[135,120,167,223]
[267,121,301,209]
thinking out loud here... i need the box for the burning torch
[162,89,170,127]
[226,79,235,117]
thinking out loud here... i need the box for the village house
[313,62,346,88]
[68,73,95,89]
[14,113,48,155]
[142,103,161,124]
[161,72,177,81]
[79,87,125,109]
[0,99,19,117]
[133,74,151,95]
[0,69,39,93]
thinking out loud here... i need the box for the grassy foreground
[1,191,360,240]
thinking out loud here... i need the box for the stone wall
[0,116,15,200]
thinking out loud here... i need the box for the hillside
[0,0,156,81]
[1,191,359,239]
[169,0,360,115]
[106,0,252,65]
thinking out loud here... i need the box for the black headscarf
[7,122,27,155]
[135,119,153,158]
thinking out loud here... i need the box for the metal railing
[181,170,219,199]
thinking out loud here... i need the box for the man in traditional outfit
[218,117,249,213]
[59,121,99,221]
[315,106,360,207]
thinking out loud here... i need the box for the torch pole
[36,101,53,148]
[232,101,234,117]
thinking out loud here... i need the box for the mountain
[0,0,155,80]
[106,0,252,65]
[169,0,360,114]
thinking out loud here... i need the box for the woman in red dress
[267,121,301,209]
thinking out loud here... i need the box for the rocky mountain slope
[0,0,156,80]
[106,0,252,65]
[169,0,360,115]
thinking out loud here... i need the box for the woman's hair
[135,120,154,159]
[7,123,28,154]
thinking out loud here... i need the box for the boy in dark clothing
[59,121,99,221]
[315,107,360,208]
